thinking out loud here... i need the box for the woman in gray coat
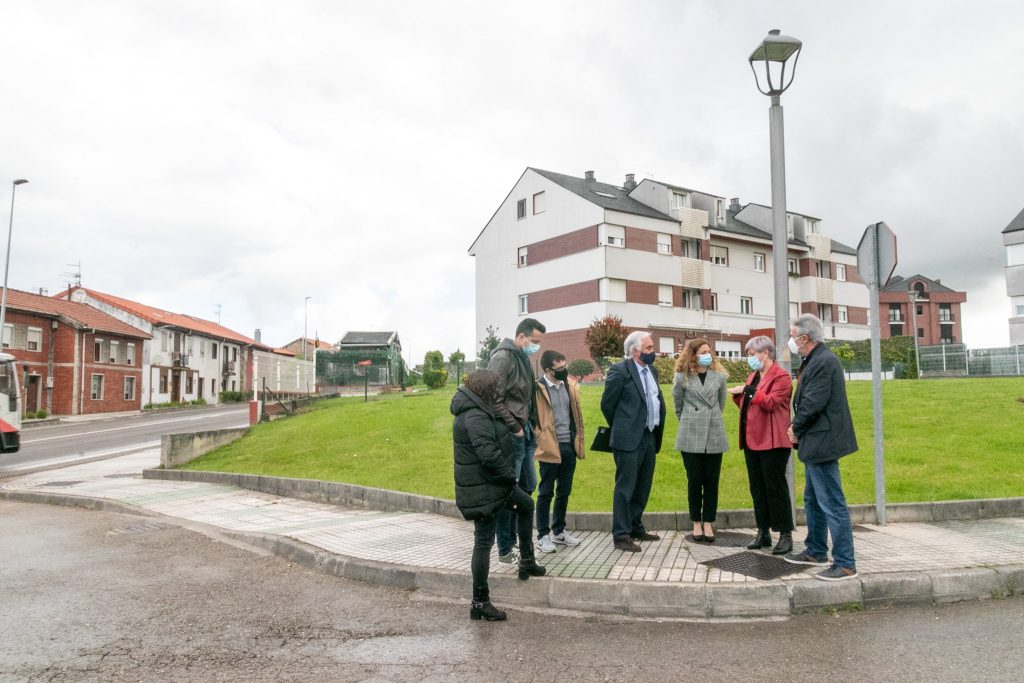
[673,338,729,543]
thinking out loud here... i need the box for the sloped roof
[529,168,675,222]
[716,210,809,249]
[882,274,958,294]
[831,239,857,255]
[54,287,270,349]
[1003,207,1024,234]
[339,331,399,346]
[5,289,150,339]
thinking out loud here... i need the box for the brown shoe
[614,538,642,552]
[630,531,661,542]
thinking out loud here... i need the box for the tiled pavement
[3,450,1023,617]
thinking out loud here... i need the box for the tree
[585,315,629,359]
[422,350,448,388]
[423,350,444,370]
[477,325,500,365]
[448,349,466,365]
[566,358,595,382]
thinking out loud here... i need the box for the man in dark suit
[783,314,860,581]
[600,331,666,552]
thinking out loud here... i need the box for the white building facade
[470,168,870,364]
[1003,208,1024,346]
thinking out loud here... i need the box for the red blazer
[731,362,793,451]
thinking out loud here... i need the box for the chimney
[584,170,595,182]
[254,328,262,343]
[623,173,636,191]
[729,197,741,212]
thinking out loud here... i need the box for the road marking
[22,414,249,444]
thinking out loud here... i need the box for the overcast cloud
[2,1,1021,364]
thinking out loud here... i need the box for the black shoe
[630,531,661,541]
[518,559,547,580]
[691,533,705,543]
[771,531,793,556]
[470,601,507,621]
[614,538,642,552]
[746,529,772,550]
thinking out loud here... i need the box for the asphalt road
[2,500,1022,682]
[0,406,248,476]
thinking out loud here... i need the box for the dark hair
[463,369,500,406]
[515,317,546,337]
[539,349,566,371]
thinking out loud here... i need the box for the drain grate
[684,531,755,548]
[700,551,809,580]
[43,481,85,488]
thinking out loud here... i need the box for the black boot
[518,548,547,581]
[771,531,793,555]
[470,587,507,621]
[746,529,772,550]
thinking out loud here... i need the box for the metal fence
[919,343,1024,377]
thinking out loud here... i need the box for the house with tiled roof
[881,275,967,345]
[470,167,869,365]
[55,287,273,405]
[2,288,150,415]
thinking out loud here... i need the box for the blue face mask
[698,353,713,367]
[523,342,540,356]
[747,355,763,371]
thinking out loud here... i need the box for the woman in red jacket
[727,336,795,555]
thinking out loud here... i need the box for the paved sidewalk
[3,452,1023,619]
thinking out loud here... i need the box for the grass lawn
[183,377,1024,511]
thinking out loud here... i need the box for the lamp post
[908,290,922,377]
[304,296,311,393]
[750,29,802,517]
[0,179,29,344]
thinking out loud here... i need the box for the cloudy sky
[2,1,1021,363]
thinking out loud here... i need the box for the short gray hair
[744,335,776,359]
[623,330,650,356]
[791,314,824,344]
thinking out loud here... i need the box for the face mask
[639,351,656,365]
[523,342,540,356]
[747,355,763,371]
[787,337,800,355]
[697,353,713,367]
[553,368,569,382]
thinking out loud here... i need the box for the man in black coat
[783,314,860,581]
[600,331,666,552]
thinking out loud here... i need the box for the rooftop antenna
[214,303,222,324]
[61,261,82,299]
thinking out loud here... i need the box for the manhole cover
[684,531,755,548]
[43,481,84,488]
[107,521,169,536]
[700,551,809,580]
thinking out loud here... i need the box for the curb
[7,486,1022,619]
[143,468,1024,529]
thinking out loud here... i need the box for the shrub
[567,358,596,382]
[423,368,449,389]
[218,390,252,403]
[191,398,207,406]
[405,371,421,386]
[585,315,629,359]
[652,356,676,382]
[719,358,751,383]
[35,409,48,419]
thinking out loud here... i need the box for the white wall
[253,350,314,394]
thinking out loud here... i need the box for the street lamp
[303,296,311,360]
[0,179,29,345]
[749,29,802,370]
[750,29,801,519]
[908,290,922,377]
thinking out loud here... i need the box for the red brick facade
[879,280,966,345]
[527,280,600,313]
[524,225,599,266]
[625,280,660,305]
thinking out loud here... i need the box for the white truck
[0,352,21,453]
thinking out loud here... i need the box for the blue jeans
[496,423,537,556]
[803,459,856,570]
[536,441,577,538]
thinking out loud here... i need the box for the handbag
[590,426,613,453]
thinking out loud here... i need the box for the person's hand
[787,426,797,444]
[513,429,524,438]
[727,385,745,395]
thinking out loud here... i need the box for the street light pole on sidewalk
[0,179,29,340]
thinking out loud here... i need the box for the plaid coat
[672,370,729,454]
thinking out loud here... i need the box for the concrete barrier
[160,428,251,468]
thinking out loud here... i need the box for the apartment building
[470,168,870,363]
[879,275,967,345]
[1004,207,1024,346]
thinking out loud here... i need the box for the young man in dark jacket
[783,314,859,581]
[487,317,545,563]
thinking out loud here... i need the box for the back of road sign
[857,221,897,286]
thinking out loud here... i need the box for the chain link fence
[919,343,1024,377]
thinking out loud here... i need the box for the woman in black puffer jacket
[452,370,545,622]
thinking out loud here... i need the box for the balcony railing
[223,360,236,375]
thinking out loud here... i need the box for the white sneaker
[536,535,557,554]
[497,550,520,565]
[551,531,581,547]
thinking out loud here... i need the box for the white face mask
[787,336,801,355]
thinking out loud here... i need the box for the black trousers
[536,442,578,537]
[681,451,723,523]
[612,430,656,539]
[471,487,534,600]
[743,447,794,532]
